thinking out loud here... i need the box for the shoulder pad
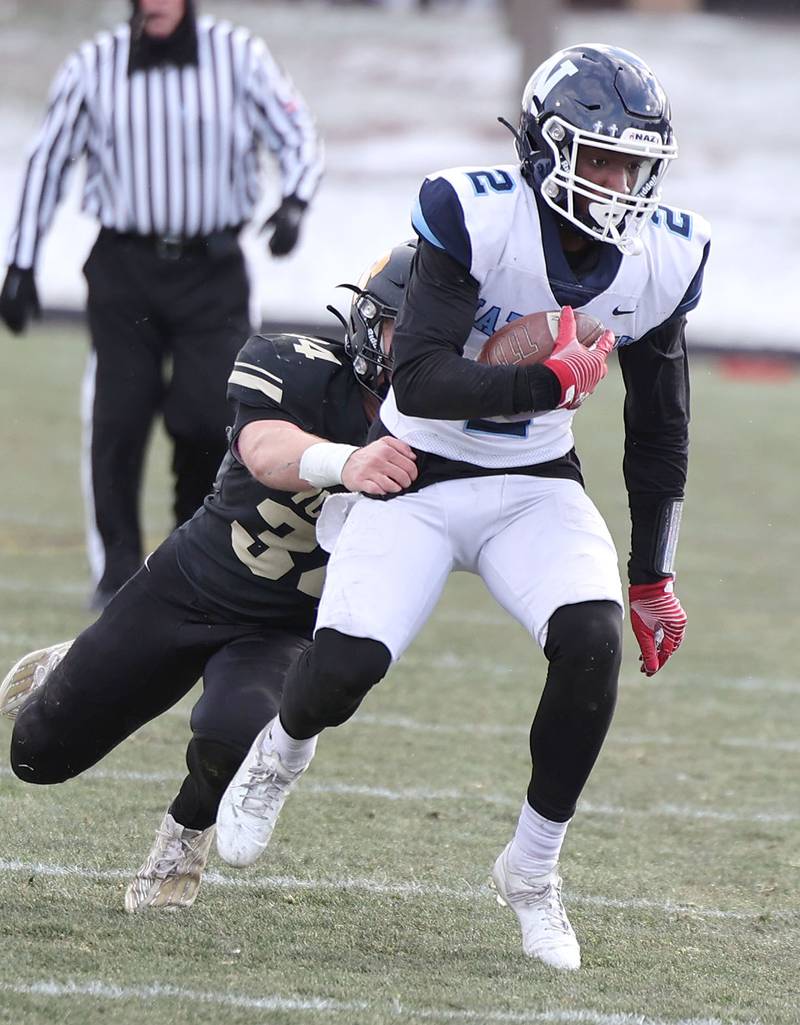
[412,165,521,280]
[228,334,348,426]
[643,206,712,322]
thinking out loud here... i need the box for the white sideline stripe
[0,981,760,1025]
[0,859,794,924]
[1,766,795,824]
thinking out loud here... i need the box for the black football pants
[82,229,252,596]
[10,538,311,830]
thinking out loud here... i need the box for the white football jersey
[379,163,710,468]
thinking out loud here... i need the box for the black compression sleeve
[391,240,559,419]
[617,316,690,584]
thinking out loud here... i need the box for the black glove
[0,266,41,335]
[262,196,307,257]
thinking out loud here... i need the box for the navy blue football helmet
[516,44,677,253]
[343,240,415,397]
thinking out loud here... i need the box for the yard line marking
[351,713,800,754]
[0,579,86,596]
[722,737,800,753]
[398,649,800,695]
[1,767,796,824]
[0,980,765,1024]
[0,859,795,924]
[0,980,764,1025]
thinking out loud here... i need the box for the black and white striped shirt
[7,16,324,269]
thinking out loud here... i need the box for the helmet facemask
[347,290,396,399]
[538,116,676,254]
[515,44,678,255]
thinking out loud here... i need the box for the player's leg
[126,629,310,912]
[216,490,455,867]
[160,244,250,526]
[83,233,165,607]
[9,543,212,785]
[479,476,623,970]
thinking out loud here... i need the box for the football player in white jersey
[216,44,710,971]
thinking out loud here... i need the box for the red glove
[628,578,687,677]
[543,306,616,410]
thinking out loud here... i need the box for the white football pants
[315,475,623,661]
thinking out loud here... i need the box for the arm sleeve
[244,34,324,205]
[617,315,690,584]
[6,52,89,270]
[391,240,560,420]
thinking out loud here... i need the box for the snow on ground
[1,1,798,349]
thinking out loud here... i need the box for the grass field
[1,322,799,1025]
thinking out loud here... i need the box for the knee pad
[311,628,392,696]
[10,710,73,785]
[545,600,623,672]
[186,736,245,791]
[281,628,392,735]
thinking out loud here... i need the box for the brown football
[476,310,606,367]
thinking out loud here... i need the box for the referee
[0,0,324,610]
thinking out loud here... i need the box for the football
[476,310,606,367]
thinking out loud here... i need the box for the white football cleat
[490,843,581,971]
[124,810,215,912]
[216,717,309,868]
[0,640,73,720]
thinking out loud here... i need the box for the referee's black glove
[263,196,307,257]
[0,266,41,335]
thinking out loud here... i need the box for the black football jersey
[173,333,370,622]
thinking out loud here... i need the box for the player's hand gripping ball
[477,308,605,367]
[479,307,616,411]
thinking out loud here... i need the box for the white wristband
[299,442,358,488]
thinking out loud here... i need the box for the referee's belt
[101,227,242,261]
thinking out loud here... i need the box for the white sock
[506,801,571,878]
[266,714,318,773]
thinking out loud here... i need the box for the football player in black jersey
[0,241,417,911]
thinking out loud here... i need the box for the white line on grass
[398,649,800,695]
[157,707,799,756]
[1,766,796,824]
[353,713,800,754]
[0,858,795,923]
[0,980,765,1024]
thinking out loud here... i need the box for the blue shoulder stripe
[675,239,711,316]
[411,177,472,270]
[411,197,445,250]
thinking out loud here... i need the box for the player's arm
[391,244,560,421]
[618,315,689,583]
[618,315,690,674]
[237,420,416,497]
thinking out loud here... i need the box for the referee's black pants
[82,228,252,600]
[10,536,311,831]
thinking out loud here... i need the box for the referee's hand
[262,196,307,257]
[0,266,41,335]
